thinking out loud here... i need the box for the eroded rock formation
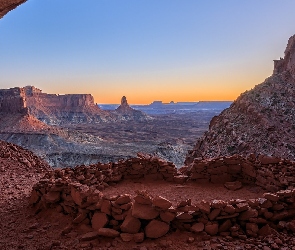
[23,86,110,125]
[186,34,295,164]
[114,96,152,121]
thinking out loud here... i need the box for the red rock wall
[30,154,295,241]
[0,87,27,113]
[24,86,99,110]
[185,154,295,192]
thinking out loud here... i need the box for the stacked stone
[39,154,178,191]
[115,155,177,181]
[186,154,295,192]
[30,178,295,241]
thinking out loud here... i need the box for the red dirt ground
[1,142,295,249]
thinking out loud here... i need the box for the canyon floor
[0,110,221,168]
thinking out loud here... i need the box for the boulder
[191,222,204,233]
[115,195,131,205]
[120,214,141,234]
[132,202,159,220]
[205,223,218,236]
[152,196,172,210]
[145,220,169,238]
[91,212,108,231]
[160,211,176,222]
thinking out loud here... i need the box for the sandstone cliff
[0,0,26,18]
[23,86,111,125]
[186,34,295,164]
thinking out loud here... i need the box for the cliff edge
[186,34,295,164]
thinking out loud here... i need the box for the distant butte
[114,96,152,121]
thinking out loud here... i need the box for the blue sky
[1,0,295,103]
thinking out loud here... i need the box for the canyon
[0,85,222,167]
[2,2,295,249]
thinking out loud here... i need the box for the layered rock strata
[31,153,295,241]
[23,86,110,125]
[186,34,295,163]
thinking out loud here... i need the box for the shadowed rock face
[186,34,295,164]
[0,0,26,18]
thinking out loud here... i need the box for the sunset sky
[1,1,295,104]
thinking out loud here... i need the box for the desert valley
[1,1,295,250]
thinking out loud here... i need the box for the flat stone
[134,195,152,205]
[145,220,169,239]
[120,214,141,234]
[246,223,259,233]
[100,199,111,215]
[191,222,204,233]
[80,231,99,241]
[176,212,193,220]
[115,195,131,205]
[132,202,159,220]
[239,208,258,220]
[160,211,176,222]
[208,209,221,220]
[216,213,239,220]
[205,223,218,236]
[133,232,145,243]
[97,228,120,238]
[224,205,236,214]
[120,233,133,242]
[91,212,108,231]
[219,219,232,232]
[198,201,211,214]
[263,193,280,202]
[152,196,172,210]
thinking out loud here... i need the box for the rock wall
[30,154,295,241]
[0,87,27,114]
[24,86,98,110]
[0,86,110,125]
[184,154,295,193]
